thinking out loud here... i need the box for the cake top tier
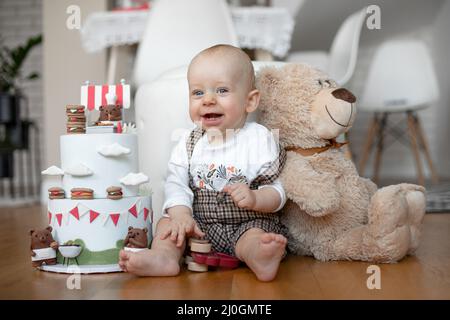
[65,79,135,135]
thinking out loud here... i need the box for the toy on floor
[257,64,426,263]
[30,226,59,268]
[186,239,240,272]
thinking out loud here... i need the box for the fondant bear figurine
[98,104,122,122]
[124,227,148,249]
[30,226,59,268]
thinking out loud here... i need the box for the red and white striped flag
[80,82,130,111]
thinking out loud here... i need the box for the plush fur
[257,64,426,263]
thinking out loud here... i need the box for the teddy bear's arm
[281,154,340,217]
[128,238,145,248]
[50,241,59,250]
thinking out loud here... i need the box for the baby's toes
[276,235,287,244]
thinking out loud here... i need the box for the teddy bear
[256,63,426,263]
[30,226,59,267]
[124,227,149,249]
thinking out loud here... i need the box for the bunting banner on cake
[129,204,138,218]
[56,213,63,227]
[144,208,149,222]
[110,213,121,226]
[89,210,100,223]
[70,206,80,220]
[47,199,150,227]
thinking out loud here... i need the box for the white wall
[42,0,107,203]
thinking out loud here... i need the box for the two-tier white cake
[41,82,152,274]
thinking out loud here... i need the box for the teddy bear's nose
[332,88,356,103]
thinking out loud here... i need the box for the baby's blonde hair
[189,44,255,90]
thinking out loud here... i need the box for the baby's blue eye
[193,90,203,96]
[217,88,228,94]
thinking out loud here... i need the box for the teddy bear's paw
[367,186,409,238]
[405,189,426,227]
[403,187,425,255]
[364,225,411,263]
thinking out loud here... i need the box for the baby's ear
[245,89,260,113]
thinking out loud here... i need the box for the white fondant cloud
[41,166,64,176]
[65,163,93,176]
[97,143,131,157]
[120,172,149,186]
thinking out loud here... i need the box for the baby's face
[188,54,255,135]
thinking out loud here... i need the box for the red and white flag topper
[80,79,130,111]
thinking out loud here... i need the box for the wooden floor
[0,205,449,300]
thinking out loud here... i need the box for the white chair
[287,7,367,87]
[358,39,439,186]
[132,0,239,220]
[132,0,238,87]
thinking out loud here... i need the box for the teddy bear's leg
[362,184,425,262]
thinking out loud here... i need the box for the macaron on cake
[70,188,94,200]
[48,187,65,199]
[107,186,123,200]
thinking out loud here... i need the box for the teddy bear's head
[125,227,148,248]
[257,64,356,148]
[98,104,122,122]
[30,226,55,249]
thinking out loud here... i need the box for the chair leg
[359,114,379,176]
[373,113,387,185]
[406,112,424,186]
[412,113,439,184]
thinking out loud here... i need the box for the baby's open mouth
[202,113,223,119]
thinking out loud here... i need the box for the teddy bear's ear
[128,226,133,231]
[46,226,52,232]
[29,229,35,236]
[256,67,281,88]
[143,228,148,234]
[99,106,104,111]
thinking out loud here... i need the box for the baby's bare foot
[247,233,287,282]
[119,248,180,277]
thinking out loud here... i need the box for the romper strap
[186,127,206,167]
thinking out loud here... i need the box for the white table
[80,7,295,83]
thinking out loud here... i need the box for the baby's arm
[223,180,285,213]
[161,205,204,247]
[161,132,204,246]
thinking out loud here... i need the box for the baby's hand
[223,183,256,210]
[160,210,205,247]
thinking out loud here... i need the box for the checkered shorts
[187,127,287,256]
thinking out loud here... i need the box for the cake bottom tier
[47,196,152,268]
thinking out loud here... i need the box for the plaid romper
[186,127,287,256]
